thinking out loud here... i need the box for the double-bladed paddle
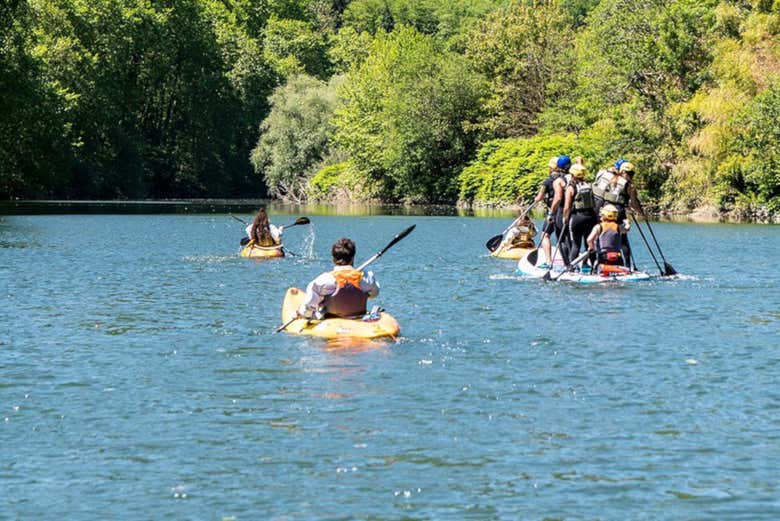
[233,214,310,228]
[237,215,311,247]
[275,225,416,333]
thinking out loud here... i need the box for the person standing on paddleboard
[592,160,644,267]
[533,155,570,268]
[562,162,598,267]
[298,238,379,320]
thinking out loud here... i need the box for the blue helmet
[615,159,626,170]
[557,155,571,170]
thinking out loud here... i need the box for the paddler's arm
[586,225,600,251]
[627,183,644,217]
[549,179,564,216]
[298,272,337,318]
[562,185,574,223]
[270,224,283,245]
[360,270,380,298]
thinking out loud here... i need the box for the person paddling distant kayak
[497,214,537,251]
[298,238,379,320]
[242,208,283,247]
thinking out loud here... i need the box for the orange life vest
[322,269,368,318]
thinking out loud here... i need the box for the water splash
[300,223,316,259]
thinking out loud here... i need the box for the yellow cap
[619,162,635,175]
[570,163,587,179]
[600,204,618,221]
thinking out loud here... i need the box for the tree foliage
[465,2,574,138]
[333,27,485,202]
[1,0,779,218]
[251,74,342,201]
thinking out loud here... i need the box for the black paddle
[237,215,311,246]
[550,250,592,281]
[641,216,676,275]
[275,224,417,333]
[233,215,310,228]
[631,215,663,276]
[486,202,538,252]
[632,200,676,275]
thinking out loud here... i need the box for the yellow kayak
[280,287,400,339]
[240,241,284,258]
[491,244,535,260]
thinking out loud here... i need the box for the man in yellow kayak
[297,238,380,320]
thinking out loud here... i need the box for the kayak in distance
[490,244,535,260]
[516,248,652,283]
[240,241,285,258]
[280,287,400,340]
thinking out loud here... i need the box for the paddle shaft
[356,224,416,271]
[503,201,539,236]
[631,215,663,275]
[635,201,676,275]
[550,250,591,281]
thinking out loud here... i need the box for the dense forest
[1,0,778,219]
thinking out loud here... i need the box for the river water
[1,209,779,520]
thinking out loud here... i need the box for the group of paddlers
[499,155,644,273]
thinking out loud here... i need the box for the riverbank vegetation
[1,0,778,220]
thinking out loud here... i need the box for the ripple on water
[1,214,779,520]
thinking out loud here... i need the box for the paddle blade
[293,217,310,226]
[382,224,416,253]
[485,234,502,252]
[663,262,677,276]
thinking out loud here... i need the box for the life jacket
[593,171,629,206]
[592,170,613,200]
[511,224,536,248]
[322,268,368,318]
[572,180,595,212]
[597,221,622,263]
[542,172,562,208]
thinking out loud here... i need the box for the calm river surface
[2,209,779,520]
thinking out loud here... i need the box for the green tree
[465,1,574,138]
[263,16,332,78]
[251,74,342,200]
[0,0,73,198]
[334,27,486,202]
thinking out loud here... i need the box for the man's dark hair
[332,238,356,266]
